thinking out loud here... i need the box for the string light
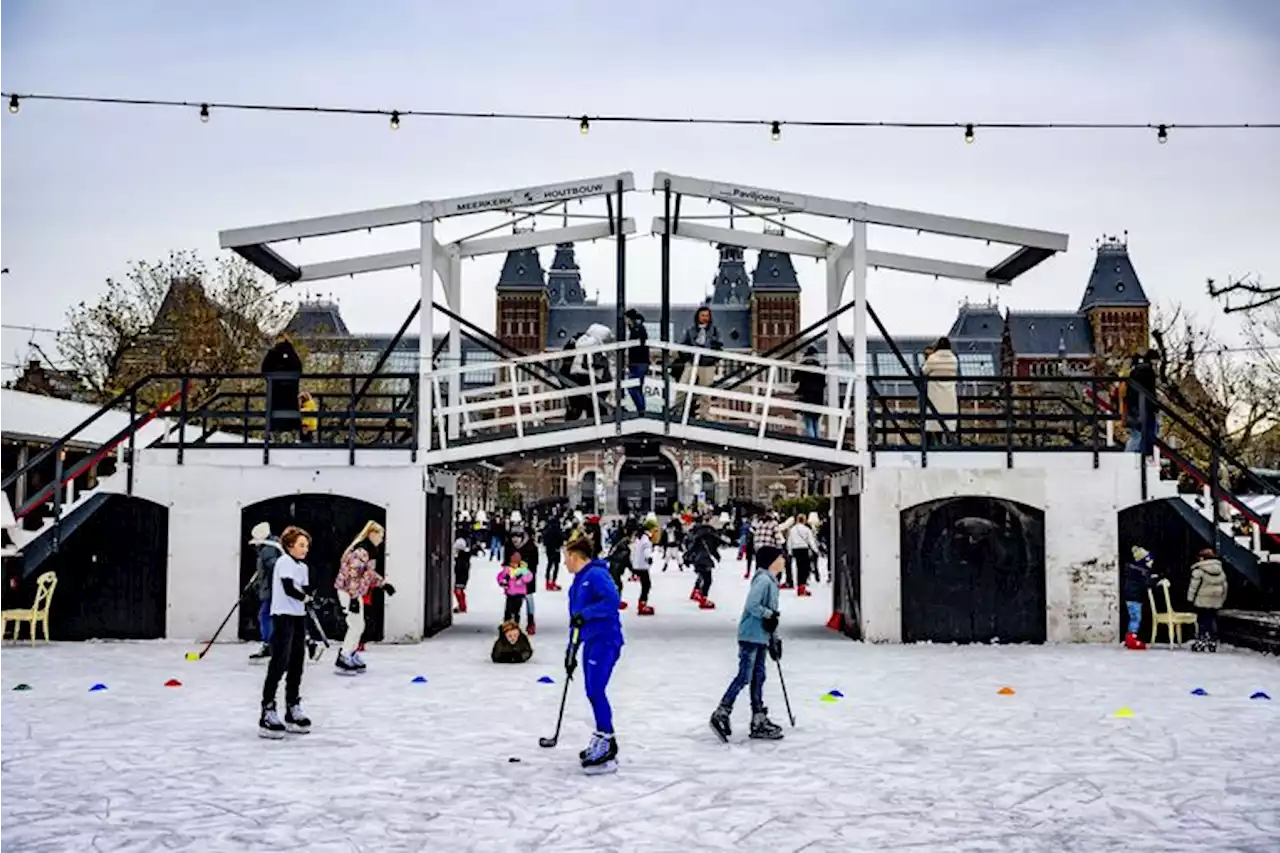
[579,115,589,135]
[199,103,209,123]
[0,92,1274,143]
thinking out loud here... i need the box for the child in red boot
[630,519,659,615]
[453,526,474,614]
[1123,546,1160,649]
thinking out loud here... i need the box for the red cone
[826,612,843,631]
[164,678,182,687]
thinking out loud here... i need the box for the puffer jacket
[1187,558,1228,609]
[497,563,533,596]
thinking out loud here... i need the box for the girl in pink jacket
[497,553,533,626]
[334,521,395,673]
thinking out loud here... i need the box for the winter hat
[1131,546,1153,565]
[642,518,659,531]
[249,522,271,543]
[755,546,784,573]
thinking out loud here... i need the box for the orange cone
[825,612,843,631]
[997,687,1015,695]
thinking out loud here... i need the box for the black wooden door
[900,496,1046,644]
[831,492,861,639]
[424,487,454,637]
[239,495,387,642]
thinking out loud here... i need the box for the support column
[418,217,436,447]
[850,221,869,459]
[824,256,844,430]
[446,251,463,441]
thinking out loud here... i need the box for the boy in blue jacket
[565,530,625,775]
[710,545,785,742]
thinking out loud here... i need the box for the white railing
[425,340,860,455]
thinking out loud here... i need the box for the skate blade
[749,732,785,741]
[709,721,730,744]
[284,723,311,735]
[582,760,618,776]
[332,669,361,677]
[258,728,286,740]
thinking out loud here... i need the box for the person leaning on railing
[261,332,303,442]
[921,337,959,445]
[671,306,723,420]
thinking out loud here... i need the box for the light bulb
[770,120,781,142]
[1157,124,1168,144]
[199,103,209,122]
[390,111,401,130]
[579,115,589,135]
[8,94,19,114]
[964,123,975,144]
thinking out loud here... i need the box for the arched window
[700,471,717,505]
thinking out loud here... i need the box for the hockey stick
[185,575,259,660]
[772,647,796,727]
[305,602,332,663]
[539,626,581,748]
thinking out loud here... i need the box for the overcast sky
[2,0,1278,376]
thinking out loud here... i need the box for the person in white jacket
[787,515,820,597]
[627,520,659,615]
[566,323,616,421]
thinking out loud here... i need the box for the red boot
[779,583,795,591]
[618,601,629,611]
[526,617,536,636]
[690,587,702,602]
[452,589,468,614]
[698,598,717,610]
[356,641,366,653]
[797,585,811,597]
[637,602,655,615]
[1124,632,1146,650]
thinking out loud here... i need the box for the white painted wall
[860,452,1153,643]
[128,448,431,643]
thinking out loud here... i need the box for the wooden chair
[1147,578,1197,646]
[1,571,58,644]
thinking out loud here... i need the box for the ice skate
[690,587,702,602]
[637,602,655,616]
[259,703,286,739]
[579,731,605,761]
[452,589,468,614]
[618,601,629,611]
[350,651,368,670]
[749,708,784,740]
[581,731,618,774]
[709,705,732,743]
[797,584,811,597]
[1124,632,1146,650]
[249,643,271,663]
[698,598,716,610]
[334,651,362,675]
[285,701,311,734]
[526,617,537,636]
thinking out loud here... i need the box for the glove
[564,644,578,675]
[768,635,783,662]
[762,612,779,635]
[382,583,397,597]
[348,598,361,615]
[570,613,585,629]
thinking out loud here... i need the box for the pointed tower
[1079,235,1150,361]
[547,243,585,306]
[749,231,801,353]
[709,244,751,305]
[494,242,547,352]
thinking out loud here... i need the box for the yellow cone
[185,653,199,661]
[1112,706,1134,718]
[819,694,839,703]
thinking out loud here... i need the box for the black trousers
[634,569,652,603]
[504,594,525,623]
[545,547,561,584]
[783,553,794,587]
[262,613,306,709]
[745,549,755,572]
[794,549,813,587]
[695,566,714,596]
[454,557,470,590]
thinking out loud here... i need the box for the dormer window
[516,266,525,276]
[771,267,780,277]
[1116,282,1125,292]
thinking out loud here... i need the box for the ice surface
[3,550,1278,852]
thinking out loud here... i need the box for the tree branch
[1207,275,1279,313]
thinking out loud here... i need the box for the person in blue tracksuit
[564,530,624,774]
[710,545,785,742]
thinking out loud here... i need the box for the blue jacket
[568,559,624,649]
[738,568,780,645]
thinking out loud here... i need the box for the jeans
[257,599,273,644]
[802,412,820,439]
[627,363,648,413]
[1126,601,1143,635]
[262,614,306,708]
[583,641,621,733]
[489,536,502,560]
[1125,414,1160,455]
[720,641,768,713]
[524,591,536,621]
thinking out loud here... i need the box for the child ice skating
[1187,548,1228,652]
[247,522,283,663]
[453,525,474,613]
[505,528,541,634]
[565,531,624,775]
[710,545,785,742]
[333,521,395,674]
[1123,546,1160,650]
[259,526,314,739]
[497,552,533,625]
[628,520,658,615]
[491,620,534,664]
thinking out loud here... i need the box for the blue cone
[411,676,428,684]
[89,683,108,692]
[538,676,555,684]
[828,689,845,698]
[1190,687,1208,696]
[1250,691,1271,700]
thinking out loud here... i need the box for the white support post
[446,252,463,441]
[825,254,844,440]
[418,217,436,449]
[851,221,869,459]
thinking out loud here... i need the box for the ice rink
[3,549,1278,852]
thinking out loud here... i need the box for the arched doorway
[580,472,598,514]
[618,445,678,514]
[700,472,718,506]
[239,494,387,642]
[900,496,1045,644]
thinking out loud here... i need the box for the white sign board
[713,184,807,211]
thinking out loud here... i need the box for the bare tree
[1207,273,1278,313]
[59,251,291,405]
